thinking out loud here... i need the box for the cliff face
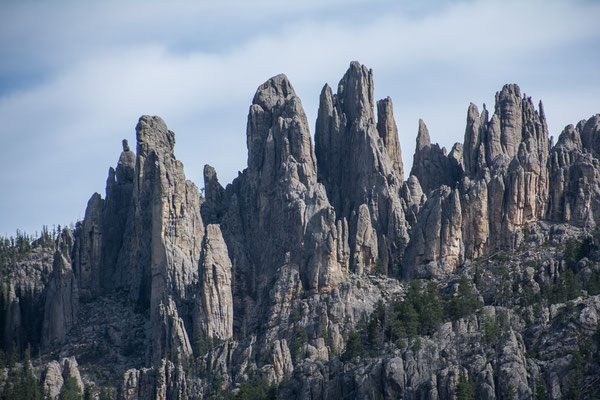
[315,62,409,275]
[404,84,554,277]
[548,116,600,227]
[1,62,600,400]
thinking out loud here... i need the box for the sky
[0,0,599,237]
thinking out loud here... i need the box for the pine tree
[342,330,363,361]
[455,372,474,400]
[535,374,547,400]
[20,348,42,400]
[59,376,82,400]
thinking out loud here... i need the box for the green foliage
[563,350,584,400]
[213,373,224,394]
[291,309,301,323]
[519,285,542,308]
[547,270,581,304]
[320,327,337,356]
[535,374,547,400]
[292,326,307,360]
[193,333,214,358]
[445,275,481,320]
[374,259,384,275]
[83,385,93,400]
[79,342,106,365]
[356,277,484,357]
[59,376,82,400]
[522,224,531,242]
[505,384,516,400]
[387,280,444,344]
[0,226,57,270]
[584,269,600,295]
[483,317,499,345]
[412,338,422,352]
[392,300,419,338]
[7,342,17,369]
[455,372,474,400]
[121,336,144,358]
[366,301,385,350]
[538,234,600,303]
[221,376,279,400]
[494,251,511,263]
[410,281,444,335]
[98,387,116,400]
[1,348,42,400]
[341,330,363,361]
[563,236,592,268]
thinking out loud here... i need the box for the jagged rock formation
[42,357,84,400]
[41,228,77,348]
[376,97,404,181]
[33,113,236,372]
[1,62,600,400]
[195,224,233,340]
[315,61,409,275]
[204,73,347,336]
[404,84,554,278]
[1,242,53,352]
[403,186,463,278]
[548,115,600,227]
[410,119,462,195]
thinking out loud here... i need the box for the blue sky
[1,0,599,236]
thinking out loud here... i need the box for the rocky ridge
[0,62,599,399]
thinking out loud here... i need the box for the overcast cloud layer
[1,0,599,236]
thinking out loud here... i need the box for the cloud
[0,0,599,235]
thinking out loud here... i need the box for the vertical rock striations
[202,73,350,334]
[548,115,600,227]
[410,119,462,195]
[70,115,235,365]
[315,61,409,275]
[404,84,551,277]
[195,224,233,340]
[42,228,77,348]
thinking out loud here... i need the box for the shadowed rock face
[202,73,346,335]
[5,62,600,400]
[65,115,235,365]
[410,119,462,195]
[315,61,409,276]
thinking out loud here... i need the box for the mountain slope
[1,62,599,400]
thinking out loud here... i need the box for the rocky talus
[1,62,599,400]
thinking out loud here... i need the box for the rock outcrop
[548,115,600,228]
[410,119,461,195]
[195,224,233,340]
[204,73,346,335]
[460,85,550,245]
[404,84,553,277]
[42,228,77,348]
[376,97,404,181]
[41,357,84,400]
[69,114,235,365]
[403,186,463,278]
[3,62,600,400]
[315,61,409,275]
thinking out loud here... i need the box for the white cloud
[0,0,599,235]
